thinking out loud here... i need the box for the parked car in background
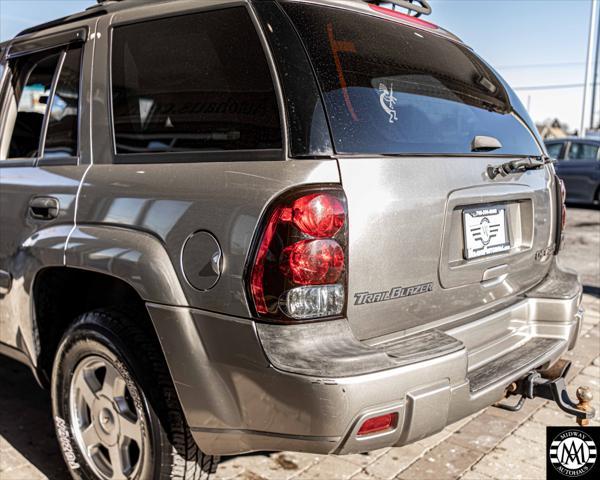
[545,137,600,206]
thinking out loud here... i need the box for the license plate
[463,206,510,259]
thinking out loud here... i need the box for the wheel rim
[69,355,145,480]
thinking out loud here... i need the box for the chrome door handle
[29,196,59,220]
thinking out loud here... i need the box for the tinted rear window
[45,46,82,158]
[283,3,540,156]
[111,7,281,155]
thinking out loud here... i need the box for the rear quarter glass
[282,2,541,157]
[110,7,282,155]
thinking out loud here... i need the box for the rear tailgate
[283,1,555,339]
[339,156,553,339]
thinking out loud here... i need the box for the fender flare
[4,225,70,374]
[64,225,187,306]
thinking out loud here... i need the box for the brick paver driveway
[1,207,599,480]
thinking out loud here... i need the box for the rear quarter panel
[75,160,341,315]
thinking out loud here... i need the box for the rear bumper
[148,261,582,456]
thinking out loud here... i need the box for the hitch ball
[576,386,594,426]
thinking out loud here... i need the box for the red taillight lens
[554,176,567,254]
[281,239,344,285]
[248,188,348,321]
[559,178,567,231]
[250,207,284,314]
[357,413,398,436]
[292,193,346,238]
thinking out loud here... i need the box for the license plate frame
[462,205,511,259]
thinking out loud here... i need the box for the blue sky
[0,0,594,129]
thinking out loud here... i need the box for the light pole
[591,7,600,129]
[581,0,599,137]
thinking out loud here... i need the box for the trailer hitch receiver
[494,359,596,425]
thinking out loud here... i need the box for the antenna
[366,0,432,17]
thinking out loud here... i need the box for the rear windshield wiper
[488,156,553,179]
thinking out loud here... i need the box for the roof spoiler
[365,0,432,17]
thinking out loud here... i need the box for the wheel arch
[30,224,189,385]
[32,266,152,386]
[64,224,188,306]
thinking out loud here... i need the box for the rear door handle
[29,196,60,220]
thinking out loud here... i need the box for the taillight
[559,178,567,231]
[292,193,345,238]
[280,239,344,285]
[248,188,347,321]
[554,176,566,254]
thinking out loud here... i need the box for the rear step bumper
[149,261,583,456]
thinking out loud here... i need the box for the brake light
[368,4,438,29]
[281,239,344,285]
[357,413,398,436]
[554,176,567,254]
[292,193,345,238]
[249,188,348,320]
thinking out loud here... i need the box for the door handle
[29,196,60,220]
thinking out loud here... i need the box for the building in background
[537,119,573,140]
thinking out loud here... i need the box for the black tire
[51,309,218,480]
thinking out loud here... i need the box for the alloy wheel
[69,355,145,480]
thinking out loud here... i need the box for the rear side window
[44,47,82,158]
[1,45,81,161]
[111,7,282,155]
[283,3,540,156]
[5,52,61,158]
[566,143,599,161]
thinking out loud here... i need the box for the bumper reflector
[357,412,398,436]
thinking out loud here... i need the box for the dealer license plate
[463,206,510,259]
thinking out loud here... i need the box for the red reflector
[357,413,398,436]
[369,4,438,29]
[281,239,344,285]
[292,193,346,238]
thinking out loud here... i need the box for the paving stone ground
[1,207,598,480]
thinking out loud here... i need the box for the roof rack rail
[366,0,432,17]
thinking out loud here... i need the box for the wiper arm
[487,156,552,180]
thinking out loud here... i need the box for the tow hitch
[494,359,596,426]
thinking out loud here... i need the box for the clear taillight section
[248,188,347,321]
